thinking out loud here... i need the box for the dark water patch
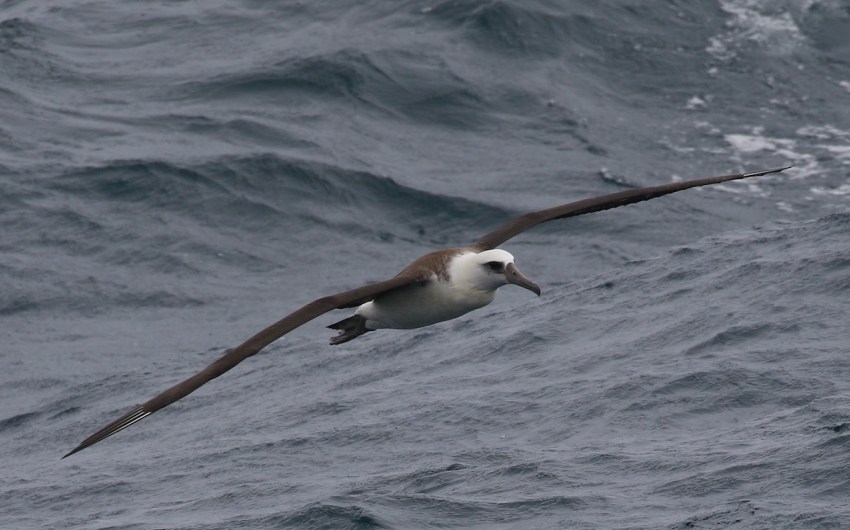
[0,17,40,52]
[623,368,819,417]
[814,432,850,450]
[486,330,550,359]
[784,512,850,529]
[333,365,405,391]
[275,400,357,430]
[163,114,319,150]
[655,463,774,498]
[452,448,523,468]
[255,502,391,530]
[295,400,355,418]
[601,374,666,403]
[51,154,507,245]
[49,406,80,420]
[496,494,587,511]
[36,205,107,241]
[175,49,406,116]
[319,425,399,448]
[23,480,136,509]
[364,48,578,132]
[800,1,850,61]
[811,255,850,293]
[0,269,204,316]
[174,46,497,130]
[176,482,304,515]
[684,322,801,356]
[110,288,206,309]
[824,423,850,433]
[0,377,64,392]
[662,268,700,282]
[670,245,704,258]
[475,461,571,492]
[0,411,40,431]
[648,367,793,397]
[424,0,576,57]
[381,457,567,497]
[376,492,592,528]
[666,500,759,529]
[185,51,375,101]
[205,154,507,244]
[56,160,227,208]
[392,83,487,129]
[0,16,90,89]
[0,296,40,316]
[393,465,470,495]
[816,479,850,498]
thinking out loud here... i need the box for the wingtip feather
[62,405,151,459]
[743,165,794,178]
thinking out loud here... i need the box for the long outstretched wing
[63,274,424,458]
[475,166,792,250]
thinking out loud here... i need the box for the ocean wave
[424,0,576,56]
[51,154,507,243]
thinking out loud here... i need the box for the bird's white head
[448,249,541,296]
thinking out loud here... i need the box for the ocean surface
[2,1,850,528]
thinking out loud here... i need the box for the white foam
[796,125,850,162]
[723,126,827,180]
[708,0,806,61]
[725,133,778,153]
[775,201,794,212]
[819,145,850,159]
[810,184,850,197]
[797,125,847,140]
[685,96,707,110]
[718,124,850,202]
[713,182,770,198]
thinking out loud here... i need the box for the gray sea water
[2,1,850,528]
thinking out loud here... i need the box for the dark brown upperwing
[475,166,792,250]
[63,273,424,458]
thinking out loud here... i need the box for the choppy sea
[2,1,850,528]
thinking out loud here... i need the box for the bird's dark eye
[485,261,505,273]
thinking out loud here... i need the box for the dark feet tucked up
[327,314,370,345]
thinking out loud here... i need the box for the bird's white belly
[356,281,496,330]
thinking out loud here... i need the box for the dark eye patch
[485,261,505,273]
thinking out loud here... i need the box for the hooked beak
[504,263,541,296]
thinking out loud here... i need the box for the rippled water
[2,1,850,528]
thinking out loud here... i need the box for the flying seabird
[63,165,791,458]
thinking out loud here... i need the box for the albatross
[63,165,791,458]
